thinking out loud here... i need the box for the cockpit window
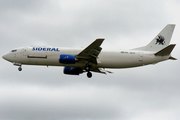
[11,50,17,52]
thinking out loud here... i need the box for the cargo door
[28,47,47,59]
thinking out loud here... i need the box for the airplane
[2,24,177,78]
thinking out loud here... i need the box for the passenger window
[11,50,17,52]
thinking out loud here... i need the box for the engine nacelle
[64,67,83,75]
[59,54,76,64]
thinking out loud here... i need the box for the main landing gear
[85,64,92,78]
[87,71,92,78]
[18,66,22,71]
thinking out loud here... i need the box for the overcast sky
[0,0,180,120]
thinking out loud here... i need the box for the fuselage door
[23,47,28,56]
[28,47,47,58]
[139,52,144,62]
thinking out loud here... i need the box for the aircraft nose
[2,54,8,60]
[2,55,5,59]
[2,53,13,62]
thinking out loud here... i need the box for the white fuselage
[3,46,169,69]
[2,24,175,78]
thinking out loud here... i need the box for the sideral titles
[32,47,60,52]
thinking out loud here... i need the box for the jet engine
[59,54,77,64]
[63,67,83,75]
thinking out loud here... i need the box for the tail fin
[133,24,175,52]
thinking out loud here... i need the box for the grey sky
[0,0,180,120]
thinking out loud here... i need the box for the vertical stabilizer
[133,24,175,52]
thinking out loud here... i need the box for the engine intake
[64,67,83,75]
[59,54,76,64]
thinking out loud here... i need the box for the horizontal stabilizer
[155,44,176,56]
[169,56,177,60]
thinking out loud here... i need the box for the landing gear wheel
[18,66,22,71]
[87,72,92,78]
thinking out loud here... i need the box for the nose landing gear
[18,66,22,71]
[13,62,22,71]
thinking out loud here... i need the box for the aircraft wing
[76,38,104,64]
